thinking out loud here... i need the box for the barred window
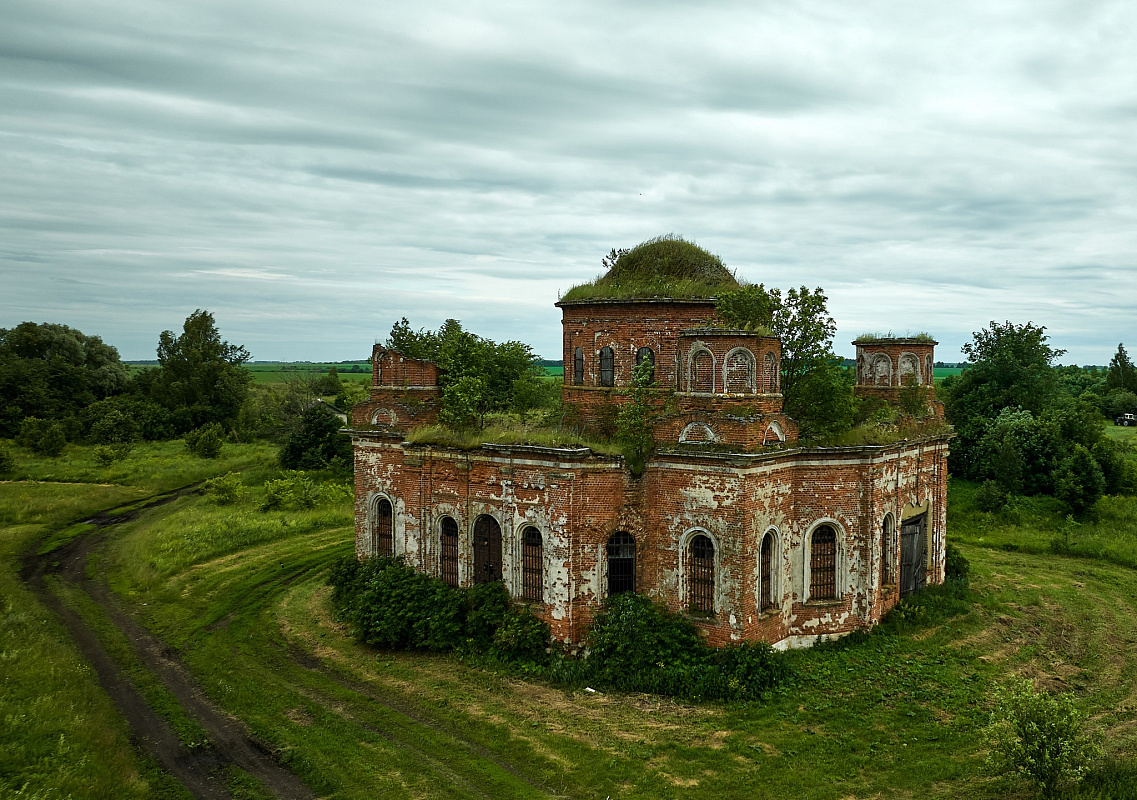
[473,515,502,584]
[440,516,459,587]
[522,526,543,602]
[374,498,393,557]
[880,516,894,586]
[607,531,635,596]
[760,532,775,611]
[810,525,837,600]
[688,534,715,614]
[573,347,584,386]
[599,347,615,387]
[635,347,655,382]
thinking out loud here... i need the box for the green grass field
[5,439,1137,798]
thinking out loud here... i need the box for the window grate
[472,515,502,584]
[689,535,715,613]
[573,347,584,386]
[440,517,459,587]
[375,498,393,557]
[599,347,615,387]
[607,531,636,595]
[760,533,775,610]
[522,526,543,601]
[810,526,837,600]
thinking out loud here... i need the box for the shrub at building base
[328,557,540,661]
[328,560,793,703]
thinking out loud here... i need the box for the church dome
[559,235,740,303]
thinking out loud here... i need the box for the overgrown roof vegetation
[559,235,740,302]
[854,332,937,343]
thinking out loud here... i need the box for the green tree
[439,375,488,429]
[616,358,660,476]
[944,321,1066,479]
[386,317,543,426]
[17,417,66,457]
[0,322,129,437]
[152,310,251,431]
[1106,343,1137,394]
[1054,444,1106,516]
[716,284,851,439]
[985,677,1101,798]
[279,406,353,470]
[899,372,930,418]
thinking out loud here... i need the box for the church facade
[348,295,950,649]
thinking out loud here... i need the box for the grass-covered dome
[559,235,740,302]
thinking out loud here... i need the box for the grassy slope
[0,440,277,799]
[108,481,1137,797]
[8,437,1137,798]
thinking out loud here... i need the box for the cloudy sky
[3,0,1135,363]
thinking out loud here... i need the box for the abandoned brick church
[348,246,951,649]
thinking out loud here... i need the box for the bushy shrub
[260,472,350,511]
[327,557,529,655]
[279,406,352,471]
[976,479,1010,513]
[93,442,132,466]
[327,560,791,703]
[204,472,245,504]
[17,417,66,457]
[184,423,224,458]
[89,408,140,445]
[463,580,511,649]
[1055,445,1106,516]
[985,677,1101,798]
[0,443,15,476]
[945,541,970,591]
[261,473,320,510]
[586,593,704,689]
[493,605,551,663]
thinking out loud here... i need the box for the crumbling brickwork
[350,296,952,649]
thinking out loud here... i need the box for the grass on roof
[854,332,937,343]
[561,235,740,302]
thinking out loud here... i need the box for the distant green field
[542,366,563,378]
[126,362,373,384]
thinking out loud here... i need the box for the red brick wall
[372,345,442,387]
[352,433,951,649]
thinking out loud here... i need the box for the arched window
[899,353,921,386]
[472,515,502,584]
[522,526,543,602]
[573,347,584,386]
[763,352,779,393]
[635,347,655,383]
[880,515,894,587]
[724,348,756,393]
[760,531,776,611]
[688,534,715,613]
[599,347,615,387]
[606,532,636,596]
[440,516,459,587]
[810,525,837,600]
[691,349,714,393]
[373,497,393,557]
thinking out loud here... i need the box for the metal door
[899,514,927,598]
[472,515,502,584]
